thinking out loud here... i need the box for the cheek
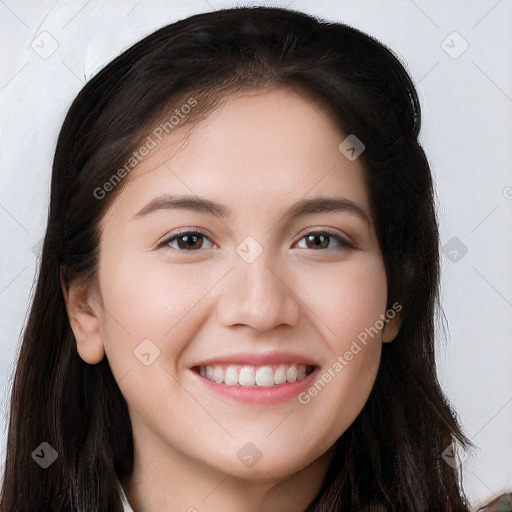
[294,255,387,427]
[96,253,218,413]
[96,252,221,368]
[297,254,388,347]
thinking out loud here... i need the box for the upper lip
[190,351,319,368]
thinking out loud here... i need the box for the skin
[63,86,401,512]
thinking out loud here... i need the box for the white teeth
[213,366,224,384]
[286,364,298,383]
[239,366,256,386]
[198,363,311,386]
[224,365,239,385]
[255,366,274,386]
[274,365,286,385]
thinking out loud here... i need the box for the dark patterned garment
[478,492,512,511]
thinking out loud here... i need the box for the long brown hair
[1,6,472,511]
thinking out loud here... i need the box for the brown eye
[304,234,330,249]
[296,230,354,250]
[164,231,214,252]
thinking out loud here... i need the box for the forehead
[103,87,371,223]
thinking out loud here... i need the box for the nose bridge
[215,243,300,330]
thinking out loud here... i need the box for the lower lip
[191,368,319,405]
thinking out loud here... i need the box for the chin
[206,439,328,480]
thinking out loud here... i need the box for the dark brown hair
[1,6,472,511]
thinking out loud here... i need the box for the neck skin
[121,417,335,512]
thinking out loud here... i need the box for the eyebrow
[133,194,370,225]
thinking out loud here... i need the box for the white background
[0,1,511,510]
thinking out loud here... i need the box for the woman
[1,6,501,511]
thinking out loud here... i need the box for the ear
[381,311,402,343]
[60,268,105,364]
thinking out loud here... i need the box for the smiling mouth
[193,363,316,387]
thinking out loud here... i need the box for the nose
[215,250,301,332]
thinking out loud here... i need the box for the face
[68,87,399,480]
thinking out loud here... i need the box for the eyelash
[159,229,356,252]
